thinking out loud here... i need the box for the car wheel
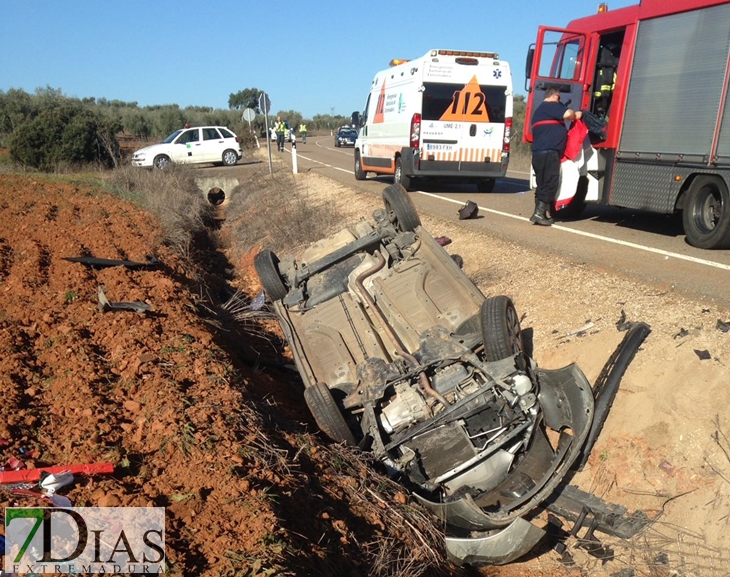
[335,139,339,148]
[476,179,495,193]
[253,250,288,301]
[682,175,730,249]
[153,155,170,170]
[354,151,366,180]
[222,149,238,166]
[394,157,413,191]
[480,296,524,361]
[382,183,421,232]
[304,383,357,445]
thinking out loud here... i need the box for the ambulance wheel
[304,383,357,445]
[683,175,730,249]
[394,157,413,191]
[476,179,495,193]
[254,250,288,301]
[354,151,366,180]
[383,183,421,232]
[480,296,524,361]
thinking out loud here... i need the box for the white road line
[287,147,729,271]
[416,192,730,271]
[287,148,353,174]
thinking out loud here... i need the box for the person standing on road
[274,116,287,152]
[298,123,307,144]
[530,86,581,226]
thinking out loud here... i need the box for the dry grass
[224,168,347,261]
[105,164,213,260]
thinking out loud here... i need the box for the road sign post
[259,92,273,175]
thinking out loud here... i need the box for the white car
[132,126,242,169]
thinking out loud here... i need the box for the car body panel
[132,125,241,168]
[257,186,629,566]
[335,127,358,147]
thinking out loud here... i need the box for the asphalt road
[271,136,730,308]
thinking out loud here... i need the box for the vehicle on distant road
[255,183,650,566]
[132,126,242,169]
[335,126,358,148]
[352,49,513,192]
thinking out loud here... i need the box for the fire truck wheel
[683,175,730,249]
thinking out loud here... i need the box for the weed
[600,449,610,461]
[64,289,78,304]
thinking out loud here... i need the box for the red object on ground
[0,462,114,484]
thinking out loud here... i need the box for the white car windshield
[162,130,183,144]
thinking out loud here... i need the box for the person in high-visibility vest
[298,123,307,144]
[274,116,287,152]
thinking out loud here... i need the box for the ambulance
[352,49,513,192]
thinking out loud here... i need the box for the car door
[171,128,203,163]
[200,127,224,162]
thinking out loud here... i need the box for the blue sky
[1,0,636,119]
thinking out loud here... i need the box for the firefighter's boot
[530,200,554,226]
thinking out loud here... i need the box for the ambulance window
[422,83,506,122]
[538,31,583,81]
[362,94,371,125]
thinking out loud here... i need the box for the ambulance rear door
[421,57,510,170]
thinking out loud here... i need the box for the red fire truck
[524,0,730,249]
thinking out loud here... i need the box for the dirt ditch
[0,159,729,576]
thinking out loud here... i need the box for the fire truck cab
[525,0,730,249]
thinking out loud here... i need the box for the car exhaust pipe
[573,322,651,471]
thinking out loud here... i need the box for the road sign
[242,108,256,122]
[258,93,271,115]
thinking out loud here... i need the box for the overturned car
[255,184,649,565]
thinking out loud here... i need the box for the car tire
[354,151,366,180]
[682,175,730,249]
[382,183,421,232]
[304,383,357,445]
[394,157,413,191]
[153,155,170,170]
[480,296,524,361]
[222,149,238,166]
[476,179,496,193]
[253,250,288,301]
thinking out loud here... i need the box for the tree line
[0,86,527,171]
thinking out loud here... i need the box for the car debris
[694,349,712,360]
[566,320,595,337]
[0,461,114,484]
[717,319,730,333]
[98,286,152,313]
[255,184,650,566]
[63,254,161,270]
[458,200,479,220]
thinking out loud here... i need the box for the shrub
[9,101,120,170]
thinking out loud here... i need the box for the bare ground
[1,147,730,576]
